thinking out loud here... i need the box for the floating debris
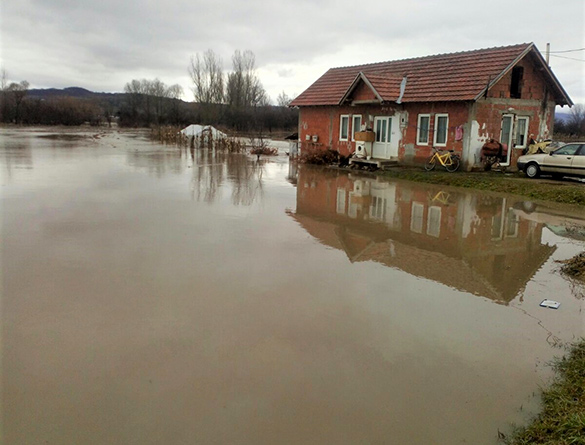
[558,251,585,282]
[540,299,561,309]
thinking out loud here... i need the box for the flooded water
[1,128,584,445]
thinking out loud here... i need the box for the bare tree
[277,91,292,107]
[226,50,267,109]
[8,80,29,124]
[166,84,184,124]
[0,68,8,122]
[0,68,7,91]
[566,104,585,136]
[150,78,167,123]
[123,79,144,121]
[188,49,224,104]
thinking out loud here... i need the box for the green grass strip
[377,169,585,205]
[505,340,585,444]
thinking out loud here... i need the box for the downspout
[396,76,407,104]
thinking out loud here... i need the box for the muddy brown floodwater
[1,128,584,445]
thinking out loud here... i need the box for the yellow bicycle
[424,147,461,172]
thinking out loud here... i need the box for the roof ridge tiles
[330,43,532,71]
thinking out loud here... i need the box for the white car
[517,142,585,179]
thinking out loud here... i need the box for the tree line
[0,49,298,134]
[182,49,296,132]
[554,104,585,138]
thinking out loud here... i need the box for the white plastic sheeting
[180,124,227,139]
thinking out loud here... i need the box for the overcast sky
[1,0,584,106]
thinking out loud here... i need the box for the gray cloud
[2,0,584,103]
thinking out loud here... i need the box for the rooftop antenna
[545,43,550,65]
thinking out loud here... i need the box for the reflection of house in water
[291,168,556,303]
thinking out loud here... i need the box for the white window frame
[351,115,362,141]
[426,206,442,237]
[416,114,431,145]
[410,202,424,234]
[505,208,519,238]
[369,196,386,220]
[515,116,529,148]
[340,115,349,141]
[336,188,346,214]
[433,114,449,147]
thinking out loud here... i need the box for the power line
[549,48,585,54]
[550,54,585,62]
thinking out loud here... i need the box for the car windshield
[553,144,582,156]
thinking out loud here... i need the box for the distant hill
[28,87,125,100]
[555,110,572,124]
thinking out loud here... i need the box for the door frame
[372,115,399,159]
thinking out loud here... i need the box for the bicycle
[424,147,461,172]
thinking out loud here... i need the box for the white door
[372,116,399,159]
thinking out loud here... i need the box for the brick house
[290,43,572,171]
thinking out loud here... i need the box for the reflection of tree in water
[190,149,227,203]
[1,135,33,178]
[126,148,185,177]
[190,148,265,205]
[227,155,264,206]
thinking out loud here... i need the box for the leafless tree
[226,50,267,109]
[277,91,292,107]
[123,79,144,120]
[188,49,224,104]
[566,104,585,136]
[8,80,29,124]
[0,68,7,91]
[166,84,184,124]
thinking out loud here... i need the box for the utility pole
[545,43,550,65]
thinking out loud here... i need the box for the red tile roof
[362,73,403,102]
[290,43,572,106]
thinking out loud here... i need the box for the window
[336,189,346,214]
[505,208,518,237]
[370,196,386,220]
[417,114,430,145]
[410,202,424,233]
[375,117,392,143]
[351,115,362,141]
[554,144,582,156]
[376,118,387,142]
[427,206,441,237]
[500,114,514,164]
[510,66,523,99]
[340,115,349,141]
[434,114,448,146]
[515,117,529,147]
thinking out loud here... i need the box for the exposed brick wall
[469,99,555,168]
[300,102,471,162]
[401,102,470,164]
[352,82,377,101]
[298,57,556,170]
[488,55,548,101]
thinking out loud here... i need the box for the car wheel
[525,163,540,178]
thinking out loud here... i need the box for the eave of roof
[290,43,573,107]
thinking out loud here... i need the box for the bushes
[299,148,340,165]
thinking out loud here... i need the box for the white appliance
[355,141,366,158]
